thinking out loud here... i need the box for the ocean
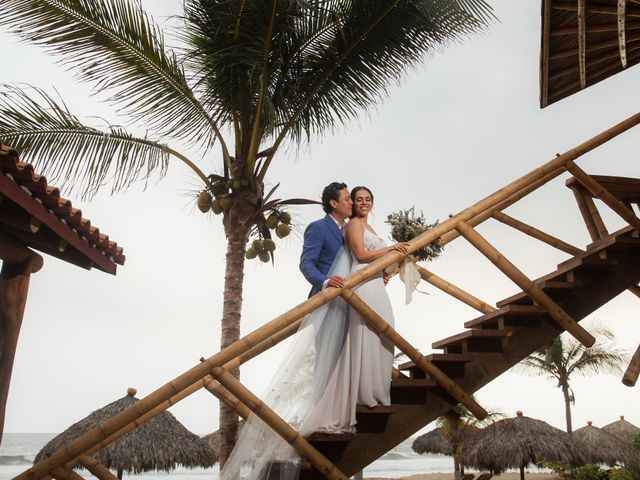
[0,433,454,480]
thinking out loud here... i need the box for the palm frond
[0,84,171,198]
[269,0,494,144]
[0,0,220,151]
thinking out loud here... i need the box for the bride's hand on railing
[388,242,410,254]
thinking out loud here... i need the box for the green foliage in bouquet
[386,207,443,262]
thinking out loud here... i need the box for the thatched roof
[574,421,632,466]
[460,411,589,474]
[603,416,640,445]
[35,388,216,474]
[412,428,453,456]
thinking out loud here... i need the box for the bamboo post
[455,221,595,347]
[78,457,119,480]
[492,211,583,255]
[17,110,640,480]
[340,288,488,420]
[415,265,496,314]
[622,344,640,387]
[569,184,605,241]
[210,366,349,480]
[566,161,640,232]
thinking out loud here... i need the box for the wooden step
[464,304,547,329]
[390,378,436,404]
[398,353,473,379]
[306,431,354,460]
[496,280,581,307]
[355,405,397,433]
[431,329,511,354]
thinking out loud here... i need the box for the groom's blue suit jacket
[300,214,344,297]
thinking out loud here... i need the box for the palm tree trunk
[561,383,573,434]
[218,220,250,466]
[453,454,461,480]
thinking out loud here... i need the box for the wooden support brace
[50,467,85,480]
[211,366,349,480]
[341,288,488,420]
[492,211,583,255]
[622,343,640,387]
[566,161,640,232]
[569,184,609,241]
[415,265,496,314]
[455,221,595,347]
[78,456,119,480]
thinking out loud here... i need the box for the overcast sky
[1,0,639,438]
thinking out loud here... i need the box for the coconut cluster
[196,190,232,215]
[245,210,292,263]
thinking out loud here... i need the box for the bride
[221,186,408,480]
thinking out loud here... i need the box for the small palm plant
[515,322,628,434]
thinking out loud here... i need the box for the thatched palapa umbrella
[602,416,640,445]
[460,411,589,480]
[412,428,453,456]
[573,421,632,466]
[35,388,216,478]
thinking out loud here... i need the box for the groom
[300,181,353,297]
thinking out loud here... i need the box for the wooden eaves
[541,0,640,108]
[0,141,125,444]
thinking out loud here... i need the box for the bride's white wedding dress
[301,228,394,433]
[221,228,396,480]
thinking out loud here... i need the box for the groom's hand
[327,275,345,289]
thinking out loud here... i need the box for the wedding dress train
[221,229,396,480]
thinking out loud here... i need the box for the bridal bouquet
[386,207,444,262]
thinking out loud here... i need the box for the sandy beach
[367,473,555,480]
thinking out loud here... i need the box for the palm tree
[0,0,493,464]
[437,404,502,480]
[516,323,628,435]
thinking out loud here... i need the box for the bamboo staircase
[12,113,640,480]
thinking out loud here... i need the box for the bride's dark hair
[350,186,374,218]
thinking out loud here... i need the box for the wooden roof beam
[550,30,640,59]
[619,0,628,68]
[553,1,640,17]
[551,20,640,35]
[541,0,552,108]
[550,48,640,100]
[578,0,587,88]
[549,42,640,81]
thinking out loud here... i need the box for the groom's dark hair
[321,182,348,213]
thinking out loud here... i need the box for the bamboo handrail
[210,366,349,480]
[566,161,640,232]
[622,344,640,387]
[50,318,307,477]
[17,110,640,480]
[415,265,496,314]
[455,221,595,347]
[341,288,488,420]
[492,211,583,255]
[77,457,118,480]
